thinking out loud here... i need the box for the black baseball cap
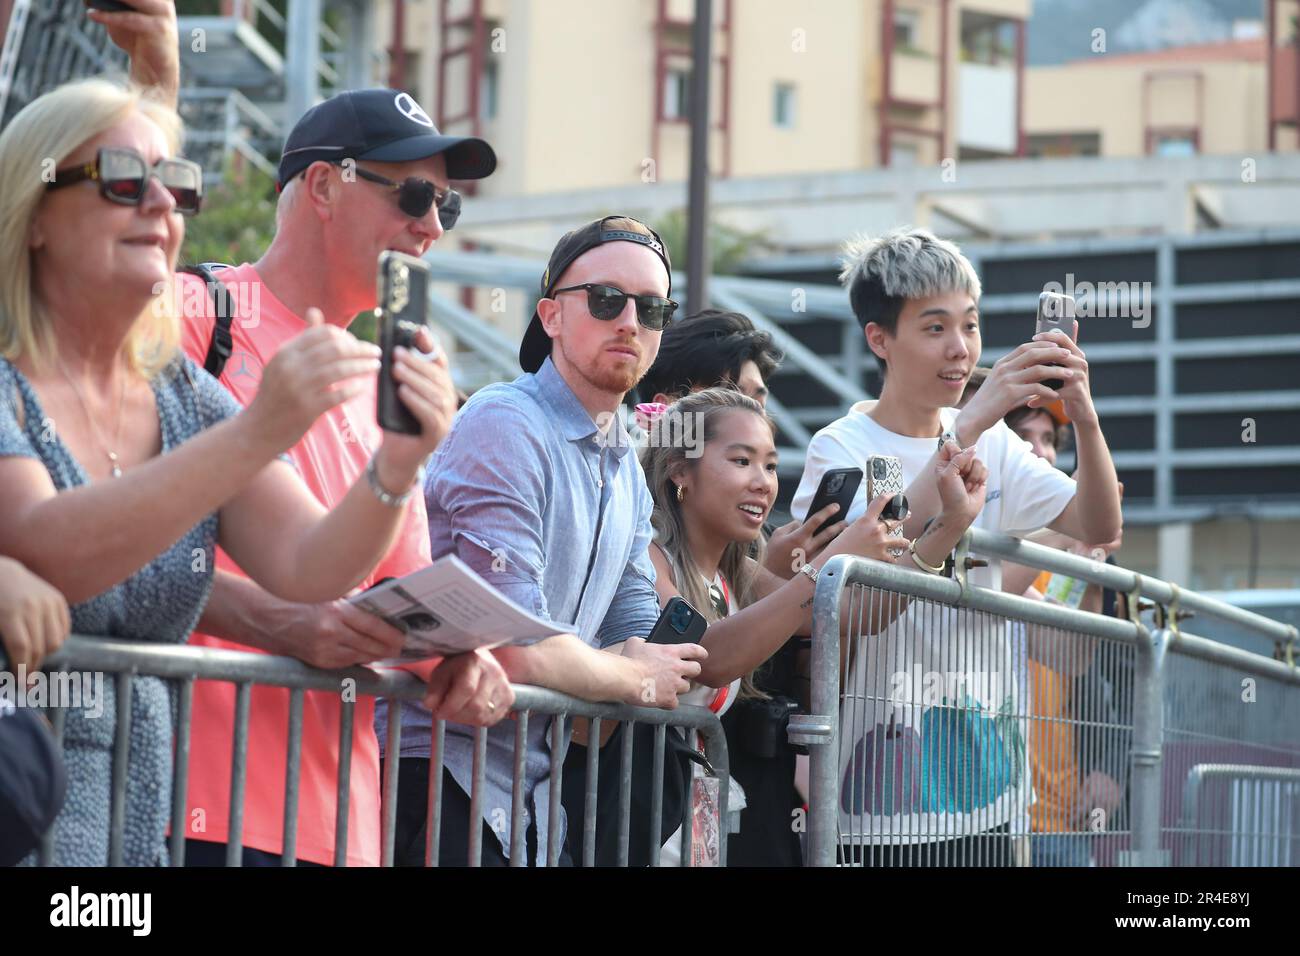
[519,215,672,374]
[277,88,497,188]
[0,699,66,866]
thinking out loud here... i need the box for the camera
[669,600,693,635]
[738,695,802,759]
[871,458,888,481]
[826,473,846,495]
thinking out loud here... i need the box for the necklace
[56,356,128,478]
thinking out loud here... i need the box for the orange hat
[1045,399,1070,426]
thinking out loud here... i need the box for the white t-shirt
[791,402,1076,844]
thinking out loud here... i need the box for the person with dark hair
[636,309,847,583]
[1004,402,1072,466]
[637,309,781,409]
[637,387,985,865]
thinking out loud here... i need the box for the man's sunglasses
[551,283,678,331]
[333,162,461,229]
[46,147,203,215]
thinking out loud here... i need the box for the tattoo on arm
[919,518,945,542]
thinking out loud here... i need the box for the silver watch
[797,563,819,586]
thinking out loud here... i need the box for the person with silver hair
[793,226,1122,865]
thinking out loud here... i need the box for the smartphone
[866,455,907,552]
[85,0,135,11]
[376,251,431,435]
[804,467,862,536]
[1035,291,1077,392]
[647,596,708,646]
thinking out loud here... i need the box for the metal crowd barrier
[1180,765,1300,866]
[801,528,1300,868]
[23,636,729,868]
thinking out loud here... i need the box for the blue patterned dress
[0,354,243,865]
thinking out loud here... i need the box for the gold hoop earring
[676,484,685,502]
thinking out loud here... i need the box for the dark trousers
[838,823,1014,867]
[385,756,568,867]
[184,839,325,867]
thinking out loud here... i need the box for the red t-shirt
[179,264,432,866]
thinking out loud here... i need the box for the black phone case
[376,252,431,435]
[805,467,863,536]
[648,597,708,645]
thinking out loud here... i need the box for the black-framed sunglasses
[551,283,677,331]
[46,147,203,215]
[333,162,461,229]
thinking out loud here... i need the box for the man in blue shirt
[380,216,707,865]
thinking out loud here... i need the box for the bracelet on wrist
[365,456,416,508]
[908,540,947,575]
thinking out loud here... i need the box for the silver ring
[487,700,497,712]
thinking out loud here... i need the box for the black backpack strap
[180,262,234,378]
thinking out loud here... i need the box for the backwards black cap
[519,215,672,374]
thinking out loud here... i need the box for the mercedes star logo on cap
[393,92,434,128]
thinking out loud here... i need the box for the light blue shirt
[375,357,660,864]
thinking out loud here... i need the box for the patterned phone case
[866,455,906,547]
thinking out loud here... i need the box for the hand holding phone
[804,467,862,537]
[1035,292,1077,391]
[376,251,431,435]
[647,597,709,646]
[866,455,908,553]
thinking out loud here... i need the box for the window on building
[1025,131,1102,158]
[663,67,691,120]
[1153,132,1197,157]
[894,8,921,51]
[481,58,499,121]
[890,140,920,166]
[397,51,421,98]
[773,82,796,128]
[961,14,1016,66]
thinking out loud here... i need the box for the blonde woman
[0,78,456,865]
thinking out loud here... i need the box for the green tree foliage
[180,167,277,270]
[179,167,381,342]
[651,209,769,277]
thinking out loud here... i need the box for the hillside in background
[1027,0,1267,65]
